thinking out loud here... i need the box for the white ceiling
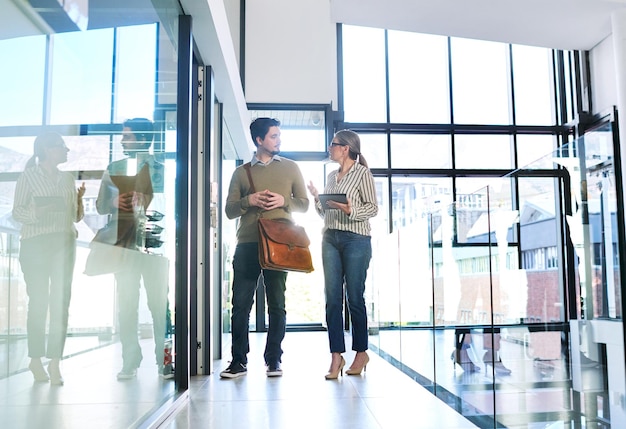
[4,1,626,55]
[330,0,626,51]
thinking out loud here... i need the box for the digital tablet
[318,193,347,208]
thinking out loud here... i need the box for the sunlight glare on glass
[342,25,387,123]
[115,24,158,122]
[279,128,326,152]
[388,31,450,124]
[49,28,114,125]
[450,37,510,125]
[0,36,46,127]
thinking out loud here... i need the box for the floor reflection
[372,328,606,428]
[1,337,176,428]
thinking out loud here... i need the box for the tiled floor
[161,331,478,429]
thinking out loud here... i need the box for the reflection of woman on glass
[12,132,85,385]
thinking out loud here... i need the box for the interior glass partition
[368,127,625,428]
[0,3,184,427]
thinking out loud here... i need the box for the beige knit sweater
[225,157,309,243]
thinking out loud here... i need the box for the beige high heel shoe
[28,359,49,382]
[325,356,345,380]
[48,359,64,385]
[346,352,369,375]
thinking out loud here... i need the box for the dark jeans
[19,232,76,359]
[322,229,372,353]
[230,242,287,365]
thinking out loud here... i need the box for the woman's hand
[77,182,86,199]
[327,197,352,215]
[307,181,319,201]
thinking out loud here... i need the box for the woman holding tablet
[307,129,378,380]
[13,132,85,385]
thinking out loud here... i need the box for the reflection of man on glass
[96,118,169,380]
[13,132,85,385]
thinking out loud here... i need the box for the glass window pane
[456,178,514,244]
[391,134,451,168]
[286,161,326,324]
[49,28,114,125]
[342,25,387,123]
[114,24,157,122]
[0,137,35,172]
[359,133,388,168]
[516,134,557,169]
[455,135,513,169]
[450,38,511,125]
[388,31,450,124]
[0,36,46,126]
[65,135,113,171]
[1,134,114,174]
[512,45,555,125]
[248,108,327,152]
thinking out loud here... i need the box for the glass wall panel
[339,22,615,429]
[392,177,449,327]
[0,36,46,127]
[580,127,622,319]
[0,6,181,427]
[391,134,451,169]
[450,38,511,125]
[342,25,387,123]
[518,177,563,324]
[388,31,450,124]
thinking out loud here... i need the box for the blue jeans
[322,229,372,353]
[230,242,287,365]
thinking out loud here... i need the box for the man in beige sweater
[221,117,309,378]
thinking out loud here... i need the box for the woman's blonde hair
[25,132,65,169]
[333,129,368,168]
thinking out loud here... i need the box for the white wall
[224,0,241,69]
[244,0,337,106]
[589,35,618,115]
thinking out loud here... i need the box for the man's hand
[113,191,135,212]
[249,189,285,211]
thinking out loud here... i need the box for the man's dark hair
[250,117,280,147]
[124,118,155,143]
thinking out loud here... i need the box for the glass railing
[367,126,623,428]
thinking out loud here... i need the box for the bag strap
[243,162,256,193]
[243,162,264,219]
